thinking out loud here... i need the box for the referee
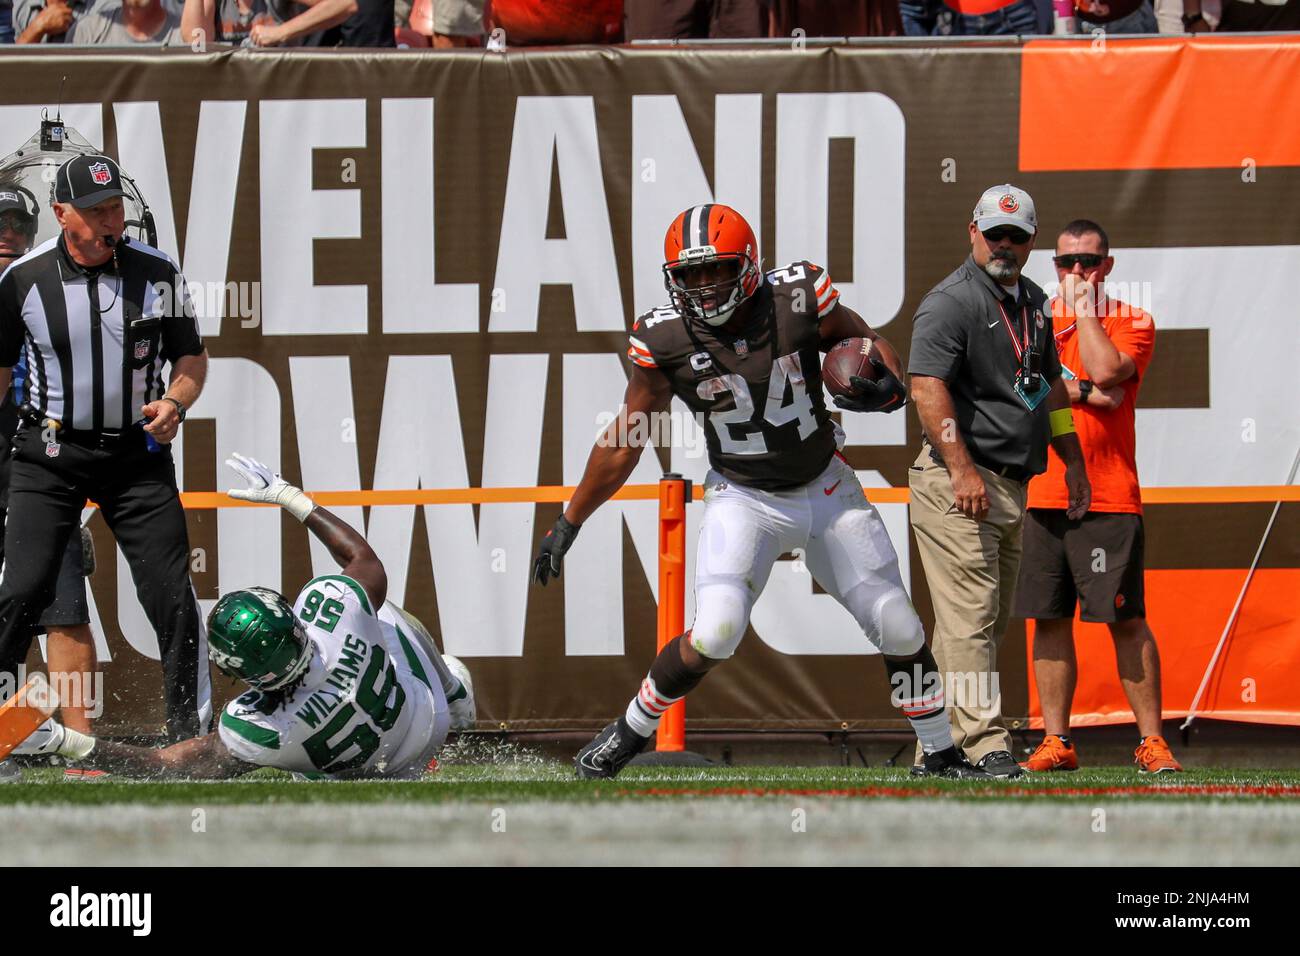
[0,179,103,782]
[0,153,210,742]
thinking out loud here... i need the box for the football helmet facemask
[662,204,761,326]
[207,587,313,691]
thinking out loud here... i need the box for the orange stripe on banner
[1027,568,1300,728]
[1020,36,1300,171]
[79,484,1295,509]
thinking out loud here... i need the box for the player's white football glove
[226,452,316,522]
[12,718,66,756]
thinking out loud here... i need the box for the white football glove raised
[226,452,316,523]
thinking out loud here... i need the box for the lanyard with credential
[996,295,1047,408]
[994,297,1031,364]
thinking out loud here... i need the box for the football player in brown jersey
[533,204,987,779]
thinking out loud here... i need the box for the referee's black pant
[0,425,206,742]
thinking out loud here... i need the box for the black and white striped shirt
[0,234,204,433]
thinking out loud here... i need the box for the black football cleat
[912,746,992,779]
[575,717,650,779]
[975,750,1025,779]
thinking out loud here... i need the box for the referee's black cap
[54,154,128,209]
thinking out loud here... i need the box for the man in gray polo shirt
[907,184,1090,778]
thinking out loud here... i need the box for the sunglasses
[1053,253,1106,269]
[0,212,32,234]
[982,227,1032,245]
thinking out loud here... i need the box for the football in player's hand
[821,337,881,398]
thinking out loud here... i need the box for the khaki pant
[909,442,1028,764]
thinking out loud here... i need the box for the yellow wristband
[1050,407,1076,438]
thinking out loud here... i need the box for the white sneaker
[443,655,476,731]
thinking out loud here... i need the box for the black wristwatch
[1078,379,1094,400]
[162,396,187,422]
[1181,12,1205,27]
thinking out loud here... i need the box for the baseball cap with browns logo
[973,184,1037,235]
[54,154,127,209]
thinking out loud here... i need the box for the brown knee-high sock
[623,633,710,738]
[884,644,954,755]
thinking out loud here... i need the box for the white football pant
[690,454,924,660]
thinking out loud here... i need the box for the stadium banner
[0,40,1296,735]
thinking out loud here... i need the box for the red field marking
[616,785,1300,799]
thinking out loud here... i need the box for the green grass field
[3,752,1299,865]
[3,764,1300,806]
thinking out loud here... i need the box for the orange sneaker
[1135,735,1183,774]
[1020,734,1079,772]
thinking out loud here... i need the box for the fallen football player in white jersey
[14,453,475,780]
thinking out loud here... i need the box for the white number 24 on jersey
[696,353,818,455]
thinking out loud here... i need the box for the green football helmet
[207,587,313,691]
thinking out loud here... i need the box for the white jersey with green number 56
[216,575,450,778]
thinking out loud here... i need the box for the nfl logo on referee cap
[55,154,128,209]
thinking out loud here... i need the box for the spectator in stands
[952,0,1039,33]
[69,0,183,43]
[1,1,15,41]
[1215,0,1300,30]
[899,0,953,33]
[903,0,1045,33]
[421,0,482,46]
[182,0,390,45]
[14,0,87,42]
[624,0,762,40]
[769,0,902,36]
[332,0,392,44]
[487,0,619,43]
[1077,0,1158,32]
[182,0,282,44]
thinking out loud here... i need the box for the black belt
[57,428,142,450]
[929,445,1034,484]
[970,454,1034,484]
[20,420,143,451]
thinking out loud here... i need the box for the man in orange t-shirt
[1014,219,1182,774]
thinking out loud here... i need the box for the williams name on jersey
[217,575,449,778]
[628,261,842,490]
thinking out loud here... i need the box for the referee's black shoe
[910,746,991,779]
[575,717,649,779]
[975,750,1025,779]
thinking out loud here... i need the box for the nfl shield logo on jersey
[45,441,60,458]
[134,340,151,360]
[89,162,112,185]
[734,339,749,356]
